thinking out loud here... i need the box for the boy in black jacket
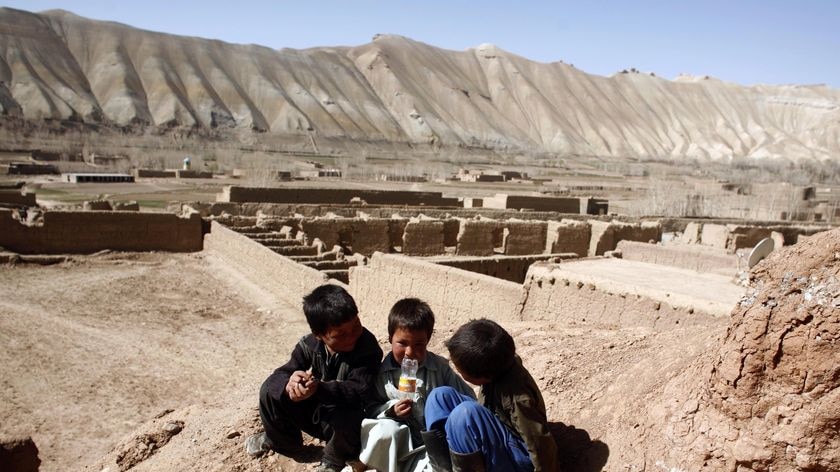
[248,284,383,472]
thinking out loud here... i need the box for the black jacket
[263,328,383,407]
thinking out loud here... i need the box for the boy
[359,298,475,472]
[425,318,558,472]
[248,284,383,472]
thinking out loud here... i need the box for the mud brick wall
[546,219,591,256]
[135,169,177,178]
[203,222,333,307]
[616,241,739,276]
[519,262,724,330]
[0,209,203,254]
[0,191,35,206]
[301,218,347,248]
[433,253,579,284]
[503,220,548,255]
[483,194,582,213]
[349,253,524,334]
[700,224,730,250]
[176,170,213,179]
[220,186,459,206]
[351,219,391,255]
[402,220,445,256]
[588,220,662,256]
[679,222,701,244]
[727,225,775,250]
[456,219,498,256]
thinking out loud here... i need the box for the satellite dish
[748,237,774,268]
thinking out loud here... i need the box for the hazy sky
[3,1,839,88]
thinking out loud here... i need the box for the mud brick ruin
[2,184,837,470]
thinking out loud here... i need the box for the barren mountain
[1,7,839,161]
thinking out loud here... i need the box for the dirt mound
[646,228,840,471]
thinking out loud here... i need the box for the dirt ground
[0,248,734,471]
[0,252,311,471]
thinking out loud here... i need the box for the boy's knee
[427,386,461,407]
[447,401,483,431]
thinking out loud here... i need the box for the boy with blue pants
[424,319,558,472]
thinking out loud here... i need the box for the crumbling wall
[351,218,391,256]
[433,253,579,284]
[616,241,739,276]
[546,219,591,256]
[350,253,524,331]
[588,220,662,256]
[456,219,498,256]
[203,222,332,306]
[0,209,203,254]
[502,220,547,255]
[700,224,731,250]
[402,220,445,256]
[727,225,774,250]
[520,262,725,330]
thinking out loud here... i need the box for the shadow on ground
[550,421,609,472]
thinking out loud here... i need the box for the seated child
[248,284,383,472]
[359,298,475,472]
[424,318,558,472]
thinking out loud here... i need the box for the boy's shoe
[244,432,272,458]
[313,461,343,472]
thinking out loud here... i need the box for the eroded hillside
[0,7,839,160]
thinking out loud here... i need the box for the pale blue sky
[3,1,839,88]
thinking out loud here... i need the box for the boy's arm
[316,332,383,406]
[511,394,558,472]
[262,339,311,401]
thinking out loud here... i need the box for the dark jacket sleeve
[510,391,558,472]
[261,337,312,401]
[315,329,383,407]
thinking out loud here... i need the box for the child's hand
[286,370,318,402]
[393,398,413,417]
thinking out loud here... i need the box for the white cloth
[359,417,429,472]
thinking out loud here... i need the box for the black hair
[302,284,359,335]
[445,318,515,380]
[387,298,435,341]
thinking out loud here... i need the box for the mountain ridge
[0,7,838,161]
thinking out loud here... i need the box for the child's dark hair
[388,298,435,341]
[302,284,359,335]
[445,318,515,380]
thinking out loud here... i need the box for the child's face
[317,316,363,354]
[391,327,429,365]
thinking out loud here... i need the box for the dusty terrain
[0,252,311,470]
[1,249,731,471]
[3,229,837,471]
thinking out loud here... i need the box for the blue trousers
[425,386,533,472]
